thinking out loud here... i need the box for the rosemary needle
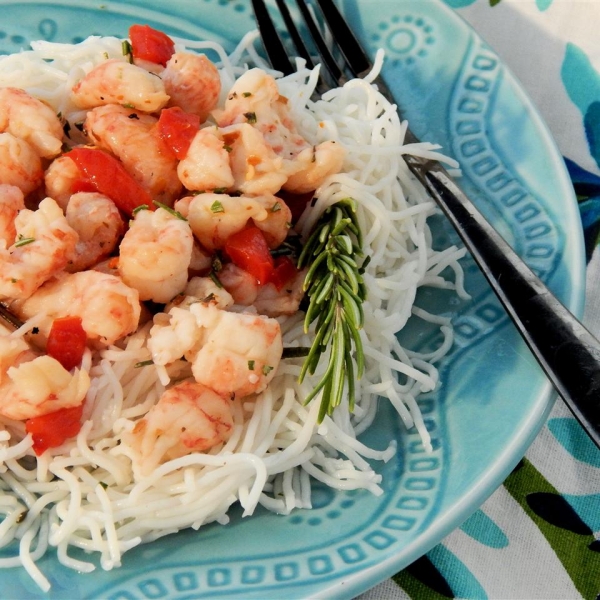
[297,198,367,422]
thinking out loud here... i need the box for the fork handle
[406,157,600,447]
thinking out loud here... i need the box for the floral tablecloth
[360,1,600,598]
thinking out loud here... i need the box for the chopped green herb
[212,187,227,194]
[62,121,71,139]
[122,103,135,109]
[134,359,154,368]
[122,40,133,63]
[242,92,252,97]
[14,237,35,248]
[209,271,223,289]
[74,122,85,132]
[153,201,186,220]
[132,204,149,215]
[248,360,255,370]
[210,200,225,213]
[244,111,257,124]
[212,256,223,272]
[201,293,216,304]
[271,202,281,213]
[262,365,274,376]
[223,144,232,153]
[103,51,109,60]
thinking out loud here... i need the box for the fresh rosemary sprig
[297,198,368,422]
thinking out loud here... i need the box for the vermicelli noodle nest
[0,31,467,591]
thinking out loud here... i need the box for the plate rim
[0,0,586,597]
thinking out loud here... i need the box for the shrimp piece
[217,69,345,193]
[253,195,292,248]
[72,59,169,112]
[0,335,89,421]
[224,124,287,195]
[174,193,262,252]
[282,141,345,194]
[0,88,63,158]
[149,280,232,365]
[253,268,307,317]
[85,105,181,204]
[124,380,233,476]
[0,184,25,246]
[215,68,280,129]
[65,192,126,272]
[161,53,221,121]
[218,263,259,305]
[0,197,77,301]
[216,69,305,157]
[190,304,282,398]
[219,261,306,317]
[168,276,234,311]
[175,192,290,251]
[148,307,200,367]
[177,128,234,192]
[0,133,43,195]
[13,270,141,347]
[119,207,193,303]
[149,277,234,366]
[147,301,282,398]
[44,155,80,210]
[188,241,212,275]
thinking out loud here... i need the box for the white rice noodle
[0,31,467,590]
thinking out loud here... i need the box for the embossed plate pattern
[0,1,584,598]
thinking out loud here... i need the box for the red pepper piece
[65,147,153,216]
[157,107,201,160]
[25,404,85,456]
[270,256,298,291]
[224,226,275,285]
[129,24,175,67]
[46,316,87,371]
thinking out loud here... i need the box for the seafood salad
[0,24,467,590]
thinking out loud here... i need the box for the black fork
[252,0,600,448]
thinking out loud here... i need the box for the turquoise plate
[0,1,585,598]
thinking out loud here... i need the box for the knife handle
[410,162,600,447]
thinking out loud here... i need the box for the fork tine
[275,0,316,70]
[0,302,24,330]
[251,0,294,75]
[314,0,371,78]
[294,0,343,84]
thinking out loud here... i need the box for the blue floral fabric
[360,1,600,598]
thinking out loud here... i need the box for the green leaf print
[504,459,600,600]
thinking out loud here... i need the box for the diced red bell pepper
[46,316,87,371]
[129,24,175,67]
[70,178,98,194]
[224,226,275,285]
[157,107,201,160]
[270,256,298,291]
[25,403,85,456]
[65,147,153,217]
